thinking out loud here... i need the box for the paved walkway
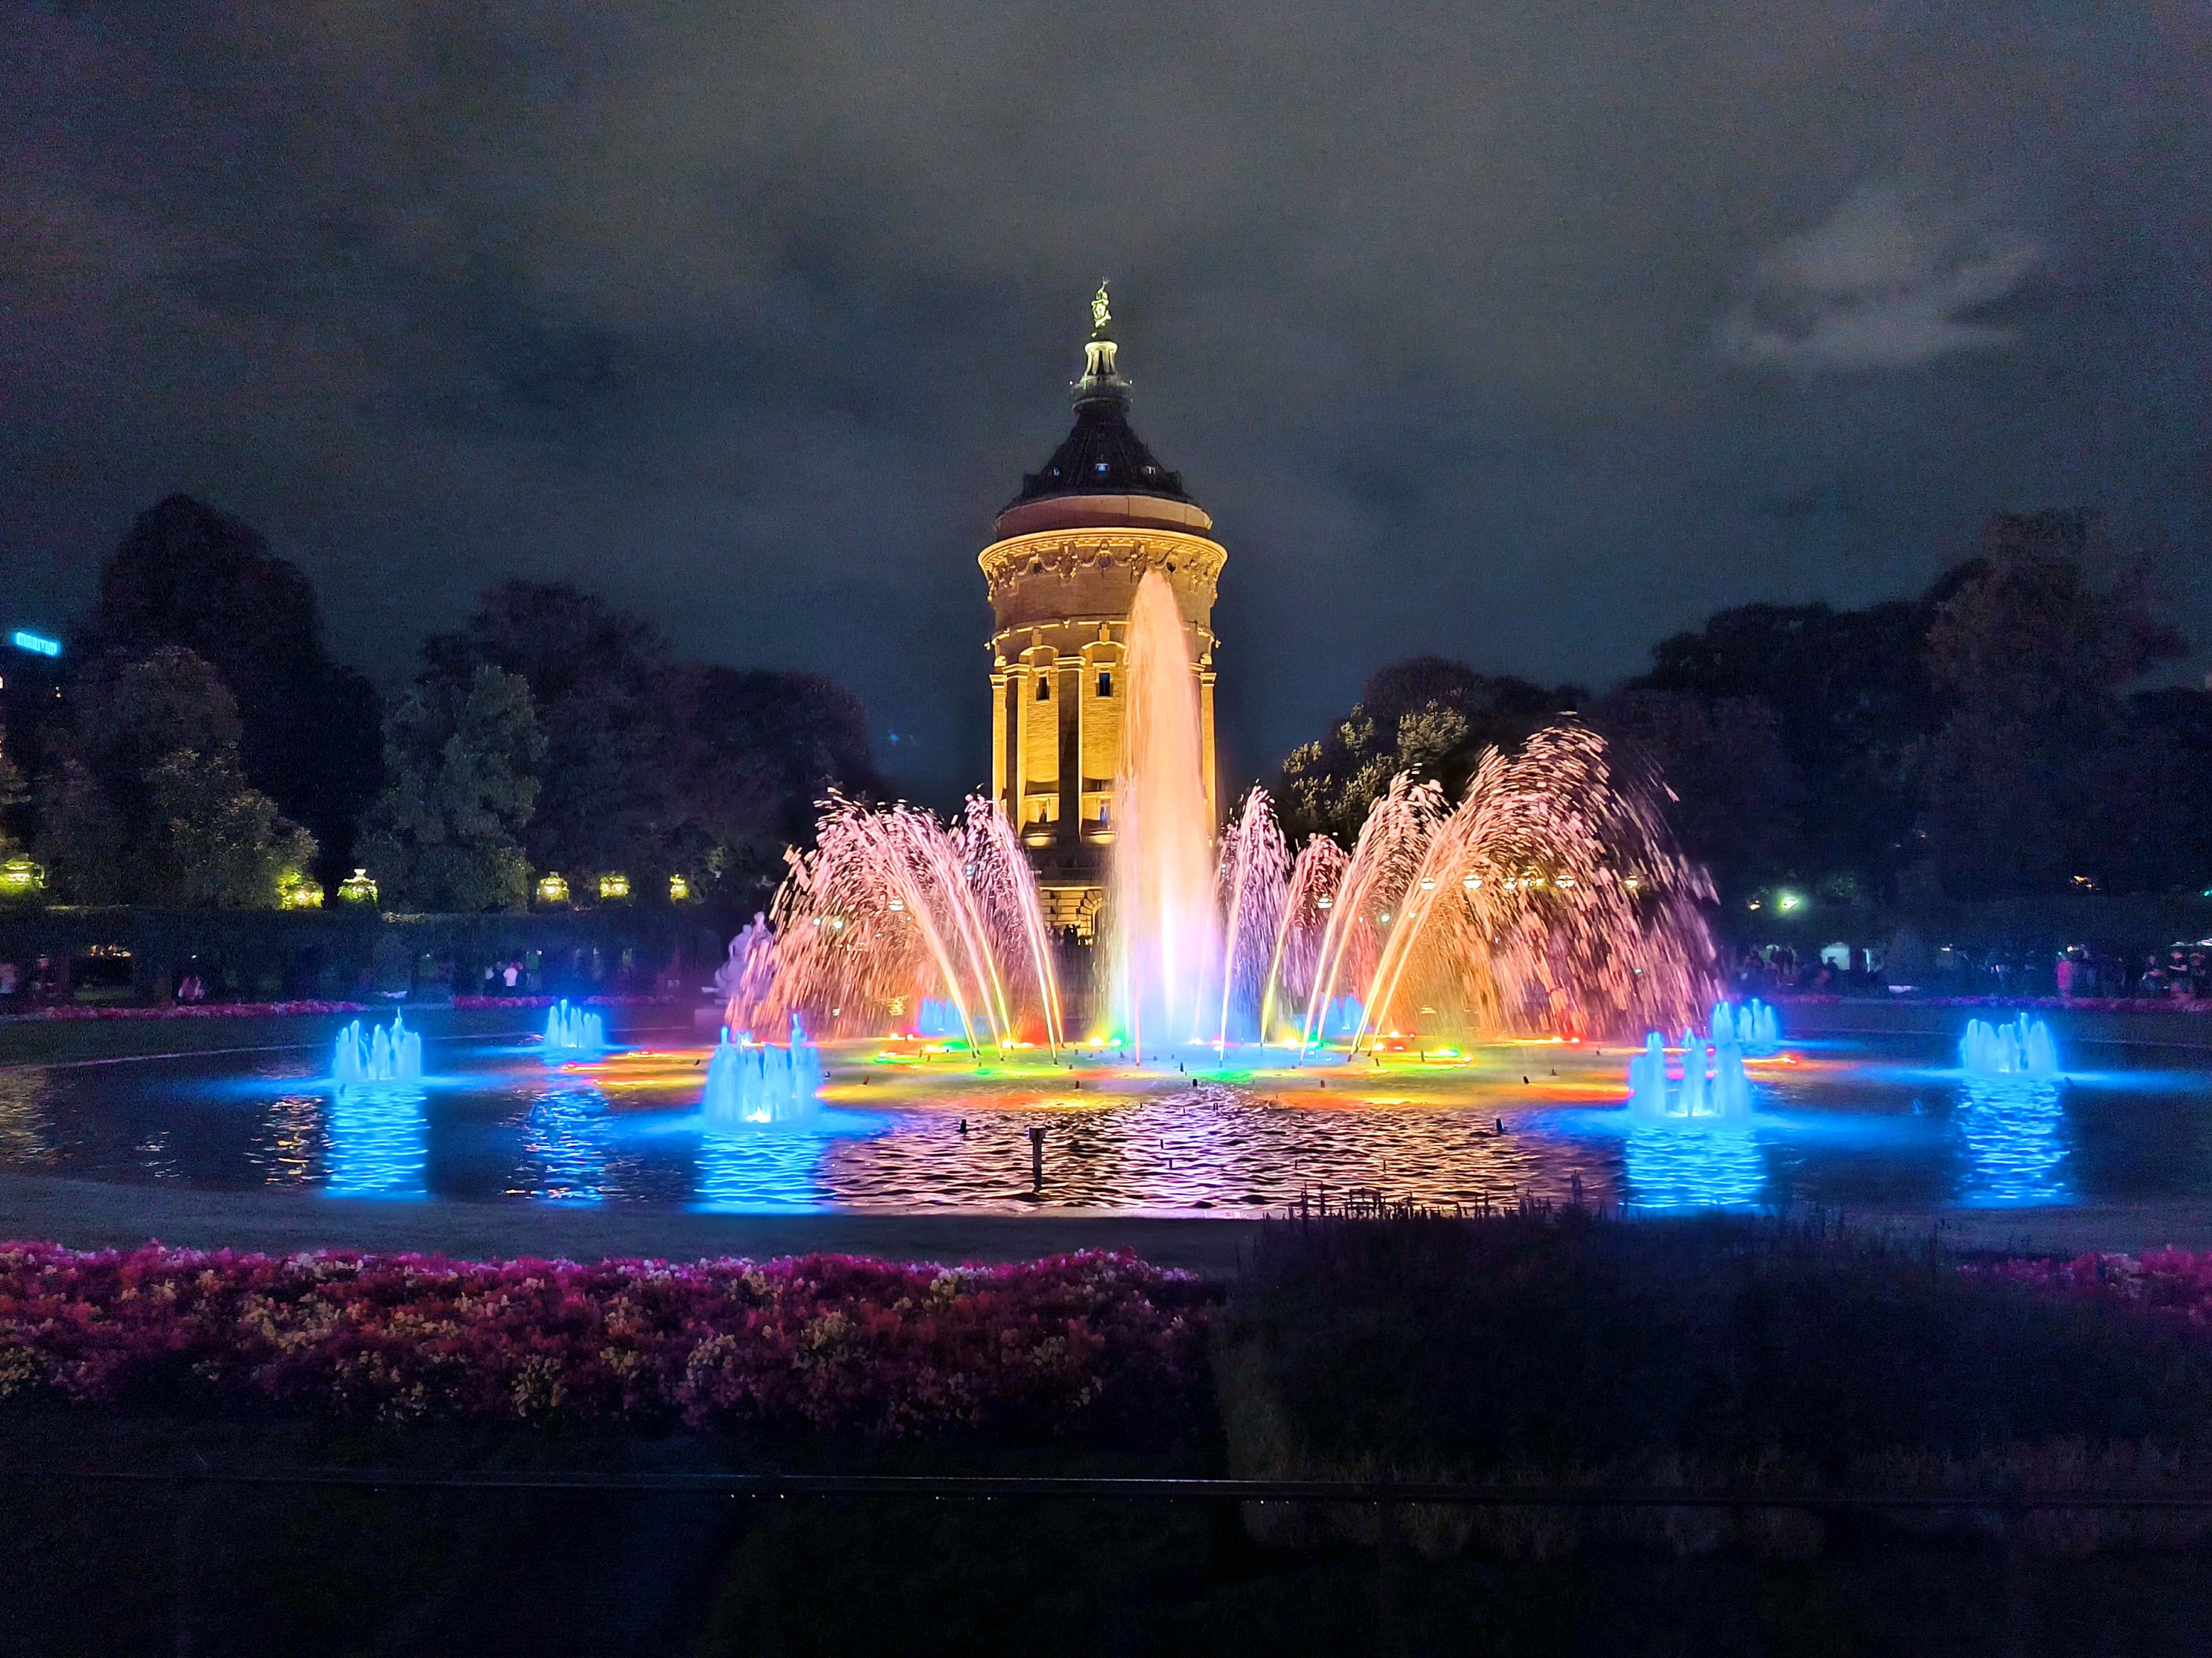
[0,1174,1263,1273]
[10,1171,2212,1273]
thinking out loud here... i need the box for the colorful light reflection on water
[3,1026,2210,1214]
[1950,1076,2071,1206]
[327,1086,427,1198]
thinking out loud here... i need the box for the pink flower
[0,1241,1213,1438]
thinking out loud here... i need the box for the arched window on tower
[1035,678,1051,701]
[1096,671,1113,697]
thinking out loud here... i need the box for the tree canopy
[357,666,545,912]
[411,581,877,898]
[1278,657,1572,844]
[1917,510,2190,897]
[38,646,316,906]
[78,495,381,872]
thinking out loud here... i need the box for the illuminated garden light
[0,856,45,897]
[668,874,691,901]
[1777,891,1803,912]
[597,871,631,900]
[337,867,378,904]
[534,872,570,906]
[279,873,324,909]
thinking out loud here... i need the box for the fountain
[332,1012,423,1086]
[543,999,606,1062]
[767,794,1062,1055]
[1109,572,1224,1057]
[1960,1015,2060,1078]
[1712,998,1780,1054]
[717,915,777,1034]
[738,570,1716,1058]
[914,997,965,1039]
[1626,1020,1753,1121]
[703,1015,824,1128]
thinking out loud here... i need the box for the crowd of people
[1722,939,2212,1002]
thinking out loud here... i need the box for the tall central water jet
[1108,571,1223,1055]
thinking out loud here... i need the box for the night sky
[5,3,2206,804]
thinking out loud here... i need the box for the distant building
[979,287,1226,939]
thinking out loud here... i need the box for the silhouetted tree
[1596,689,1801,897]
[1626,575,1972,897]
[420,582,672,882]
[356,666,543,912]
[1279,657,1568,844]
[1917,510,2187,897]
[38,646,315,905]
[420,583,877,899]
[78,496,381,872]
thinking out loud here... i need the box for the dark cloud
[2,1,2207,804]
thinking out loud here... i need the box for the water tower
[979,286,1226,938]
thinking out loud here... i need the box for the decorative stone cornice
[976,528,1227,605]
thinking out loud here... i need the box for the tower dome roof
[998,286,1203,530]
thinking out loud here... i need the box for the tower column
[1057,659,1081,850]
[990,667,1009,817]
[1200,667,1219,825]
[1007,663,1027,823]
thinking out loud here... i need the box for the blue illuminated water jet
[704,1016,824,1128]
[1626,1024,1752,1121]
[543,1000,606,1062]
[1960,1015,2059,1078]
[332,1013,422,1086]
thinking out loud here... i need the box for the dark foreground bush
[1215,1209,2212,1557]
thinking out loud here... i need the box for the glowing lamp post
[667,874,691,903]
[596,872,630,902]
[535,872,570,907]
[336,868,378,904]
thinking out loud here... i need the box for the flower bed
[1971,1248,2212,1334]
[0,1244,1212,1438]
[0,999,373,1023]
[448,994,680,1009]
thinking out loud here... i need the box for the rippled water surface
[4,1023,2211,1214]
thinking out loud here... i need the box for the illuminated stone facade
[980,292,1225,936]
